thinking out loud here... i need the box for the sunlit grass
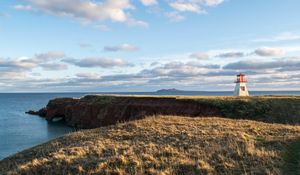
[1,116,300,175]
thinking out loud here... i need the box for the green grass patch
[282,138,300,175]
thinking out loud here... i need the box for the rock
[52,117,63,122]
[25,110,38,115]
[30,95,222,129]
[25,108,47,117]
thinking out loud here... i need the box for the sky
[0,0,300,92]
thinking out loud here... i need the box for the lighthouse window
[241,86,245,91]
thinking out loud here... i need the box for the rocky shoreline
[26,95,300,129]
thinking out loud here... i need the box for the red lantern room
[235,73,247,83]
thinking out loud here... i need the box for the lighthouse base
[234,82,249,96]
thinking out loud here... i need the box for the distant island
[155,88,185,93]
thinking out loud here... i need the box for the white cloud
[0,72,27,80]
[0,58,36,70]
[63,57,131,68]
[0,51,67,73]
[76,72,101,79]
[223,59,300,71]
[254,47,286,57]
[126,18,149,27]
[104,43,139,52]
[253,32,300,42]
[168,0,225,14]
[13,5,33,11]
[165,12,185,22]
[40,63,68,71]
[140,0,157,6]
[13,0,226,27]
[202,0,224,6]
[217,52,245,58]
[169,2,204,13]
[190,52,210,60]
[1,53,300,91]
[35,51,65,61]
[16,0,147,27]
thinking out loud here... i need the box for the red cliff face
[42,96,223,128]
[30,95,300,128]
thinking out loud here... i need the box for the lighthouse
[233,73,249,96]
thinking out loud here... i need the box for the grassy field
[188,95,300,124]
[1,115,300,175]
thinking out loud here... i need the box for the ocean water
[0,91,299,160]
[0,93,86,160]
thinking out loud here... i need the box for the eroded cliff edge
[28,95,300,128]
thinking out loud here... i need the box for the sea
[0,91,300,160]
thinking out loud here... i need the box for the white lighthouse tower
[233,73,249,96]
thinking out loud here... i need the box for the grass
[188,96,300,124]
[1,115,300,175]
[282,139,300,175]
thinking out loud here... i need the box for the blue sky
[0,0,300,92]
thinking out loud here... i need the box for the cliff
[29,95,300,129]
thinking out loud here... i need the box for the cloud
[13,0,226,27]
[76,72,101,80]
[191,50,248,59]
[217,52,245,58]
[140,61,221,78]
[254,47,286,57]
[169,2,204,13]
[104,43,139,52]
[54,61,237,90]
[223,60,300,71]
[190,52,210,60]
[169,0,225,14]
[15,0,147,27]
[40,63,68,71]
[253,32,300,42]
[1,55,299,91]
[0,72,27,80]
[0,51,67,73]
[165,12,185,22]
[13,5,33,11]
[34,51,66,61]
[140,0,157,6]
[202,0,224,6]
[63,57,131,68]
[126,18,149,27]
[0,58,36,71]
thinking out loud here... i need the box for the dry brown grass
[1,116,300,175]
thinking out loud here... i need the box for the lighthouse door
[241,86,245,91]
